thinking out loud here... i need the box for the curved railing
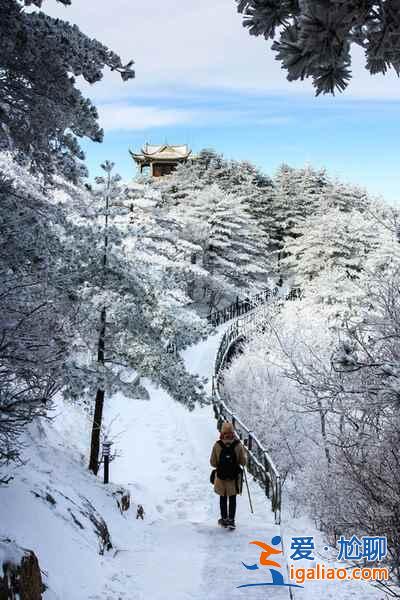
[214,303,268,376]
[211,291,298,525]
[214,287,301,379]
[207,287,275,326]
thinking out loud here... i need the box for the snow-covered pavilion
[130,143,193,177]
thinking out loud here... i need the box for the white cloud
[45,0,400,102]
[97,104,195,130]
[96,102,294,131]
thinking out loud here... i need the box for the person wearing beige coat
[210,421,247,528]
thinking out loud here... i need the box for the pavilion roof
[130,144,192,162]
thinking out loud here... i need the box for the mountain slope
[0,329,383,599]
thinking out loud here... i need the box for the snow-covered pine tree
[124,184,209,305]
[0,152,210,479]
[154,152,275,295]
[170,184,268,310]
[325,181,370,214]
[88,161,121,474]
[236,0,400,95]
[151,150,224,207]
[0,153,80,478]
[298,165,331,212]
[58,167,210,474]
[159,156,379,290]
[244,179,280,270]
[207,159,274,279]
[281,205,382,285]
[0,0,134,180]
[51,171,211,373]
[226,189,271,289]
[156,150,272,207]
[269,164,328,276]
[365,209,400,277]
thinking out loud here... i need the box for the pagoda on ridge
[130,143,193,177]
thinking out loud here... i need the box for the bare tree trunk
[89,307,106,474]
[88,162,113,475]
[88,389,105,475]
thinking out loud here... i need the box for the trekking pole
[243,467,254,514]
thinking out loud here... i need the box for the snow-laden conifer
[0,153,209,479]
[282,205,381,284]
[236,0,400,94]
[0,0,134,180]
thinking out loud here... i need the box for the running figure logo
[238,536,303,589]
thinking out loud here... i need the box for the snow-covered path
[100,329,384,600]
[102,331,285,600]
[0,327,384,599]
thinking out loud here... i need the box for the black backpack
[217,439,240,480]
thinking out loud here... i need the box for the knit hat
[221,421,234,435]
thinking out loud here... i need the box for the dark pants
[220,495,236,520]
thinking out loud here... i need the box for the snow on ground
[0,327,385,599]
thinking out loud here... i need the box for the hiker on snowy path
[210,421,247,530]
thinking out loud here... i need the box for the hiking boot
[218,518,228,528]
[227,519,236,530]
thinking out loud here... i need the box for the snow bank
[0,539,24,568]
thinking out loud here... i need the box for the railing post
[275,475,281,525]
[264,454,270,499]
[271,475,281,525]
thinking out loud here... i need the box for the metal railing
[207,287,276,327]
[214,287,301,376]
[208,286,301,327]
[212,303,283,525]
[214,306,265,376]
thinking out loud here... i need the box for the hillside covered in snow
[0,329,387,599]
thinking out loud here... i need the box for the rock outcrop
[0,539,44,600]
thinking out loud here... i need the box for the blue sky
[47,0,400,203]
